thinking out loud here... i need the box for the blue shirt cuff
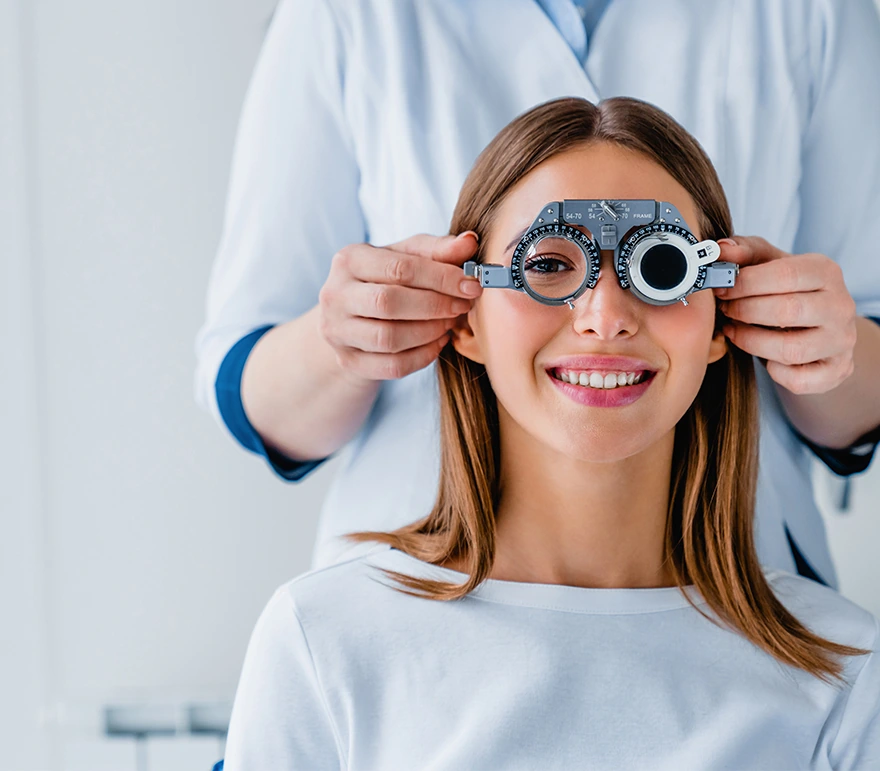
[215,325,330,482]
[794,315,880,477]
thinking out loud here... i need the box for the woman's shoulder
[271,544,412,625]
[764,571,880,766]
[763,567,880,653]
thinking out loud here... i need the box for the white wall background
[1,1,878,769]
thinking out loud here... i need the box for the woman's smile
[547,367,657,407]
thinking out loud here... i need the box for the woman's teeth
[551,369,649,389]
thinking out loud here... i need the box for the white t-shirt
[224,546,880,770]
[194,0,880,585]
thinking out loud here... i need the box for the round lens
[521,236,588,300]
[638,244,688,291]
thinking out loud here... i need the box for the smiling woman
[223,97,880,771]
[345,96,868,676]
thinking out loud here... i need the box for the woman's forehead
[494,147,701,241]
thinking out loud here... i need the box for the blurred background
[2,1,878,770]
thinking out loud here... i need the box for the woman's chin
[550,433,655,465]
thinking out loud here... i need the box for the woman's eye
[524,255,571,273]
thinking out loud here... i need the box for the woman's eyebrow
[504,225,529,254]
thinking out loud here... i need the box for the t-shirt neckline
[366,546,710,615]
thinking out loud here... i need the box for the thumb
[385,231,480,265]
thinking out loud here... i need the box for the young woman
[223,96,879,770]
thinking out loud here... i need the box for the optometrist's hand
[318,231,482,381]
[713,235,858,394]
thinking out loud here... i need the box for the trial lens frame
[463,199,738,308]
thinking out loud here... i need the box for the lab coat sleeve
[828,616,880,770]
[792,0,880,322]
[193,0,367,430]
[782,0,880,471]
[224,586,346,771]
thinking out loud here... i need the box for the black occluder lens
[640,244,687,290]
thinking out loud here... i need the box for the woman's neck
[488,410,678,589]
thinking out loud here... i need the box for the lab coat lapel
[521,0,603,102]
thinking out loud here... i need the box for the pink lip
[548,370,655,407]
[544,355,657,372]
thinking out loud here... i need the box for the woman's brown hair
[345,95,870,686]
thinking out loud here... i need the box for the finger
[338,317,457,354]
[716,235,789,267]
[765,354,855,395]
[713,253,828,300]
[348,281,473,320]
[336,333,451,381]
[721,319,842,365]
[383,231,481,266]
[720,291,826,328]
[347,241,483,299]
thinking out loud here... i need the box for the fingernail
[460,279,482,296]
[457,230,479,243]
[717,238,737,247]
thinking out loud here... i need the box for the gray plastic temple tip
[703,261,739,288]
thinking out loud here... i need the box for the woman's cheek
[488,291,555,344]
[650,299,716,397]
[482,294,557,390]
[478,295,523,381]
[652,292,715,342]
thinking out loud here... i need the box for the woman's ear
[707,325,728,365]
[450,310,485,364]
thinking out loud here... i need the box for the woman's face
[453,141,728,463]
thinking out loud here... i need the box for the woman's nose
[569,252,640,339]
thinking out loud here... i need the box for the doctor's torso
[309,0,835,582]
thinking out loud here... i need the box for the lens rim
[512,223,599,306]
[617,224,706,306]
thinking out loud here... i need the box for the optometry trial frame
[462,199,739,309]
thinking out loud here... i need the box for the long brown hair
[345,96,870,686]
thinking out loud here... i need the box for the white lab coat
[195,0,880,583]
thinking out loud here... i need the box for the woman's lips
[547,369,655,407]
